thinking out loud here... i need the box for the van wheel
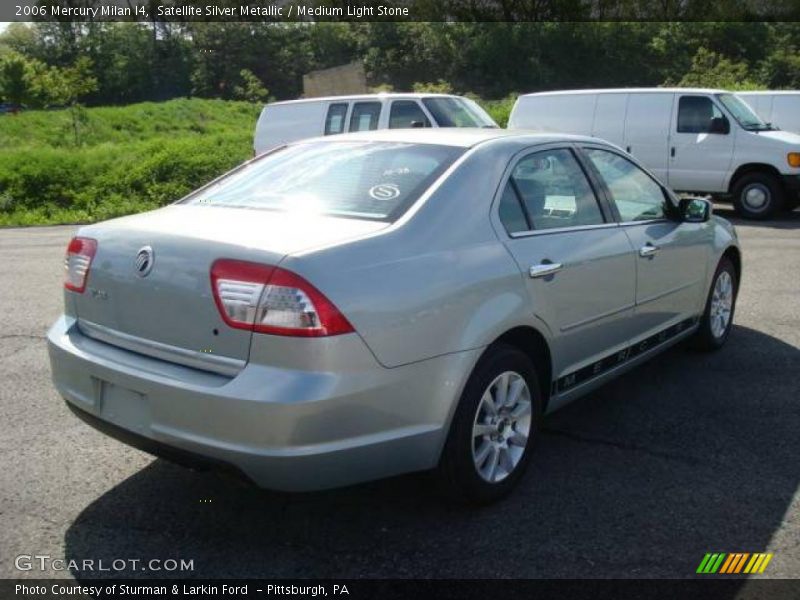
[732,172,784,219]
[692,257,738,351]
[437,344,542,505]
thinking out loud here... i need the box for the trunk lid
[73,205,386,368]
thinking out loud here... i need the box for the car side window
[349,102,382,132]
[499,148,605,233]
[584,148,668,222]
[389,101,431,129]
[498,182,530,234]
[677,96,724,134]
[324,103,348,135]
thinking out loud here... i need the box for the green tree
[0,52,38,106]
[412,79,454,94]
[675,47,764,90]
[232,69,270,103]
[30,57,99,144]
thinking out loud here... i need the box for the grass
[0,98,260,226]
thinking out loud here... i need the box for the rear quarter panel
[280,141,546,368]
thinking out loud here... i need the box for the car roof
[519,87,730,97]
[292,127,606,149]
[266,93,459,107]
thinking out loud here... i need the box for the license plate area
[93,378,150,435]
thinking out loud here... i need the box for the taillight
[210,259,354,337]
[64,237,97,293]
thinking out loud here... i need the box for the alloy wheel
[471,371,533,483]
[710,271,734,339]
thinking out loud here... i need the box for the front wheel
[692,257,738,351]
[732,172,784,219]
[437,344,543,505]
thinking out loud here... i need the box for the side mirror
[679,197,712,223]
[709,116,730,134]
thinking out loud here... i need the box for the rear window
[183,141,464,222]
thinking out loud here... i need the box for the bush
[0,98,257,226]
[480,94,517,127]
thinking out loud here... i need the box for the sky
[0,22,10,34]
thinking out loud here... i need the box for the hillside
[0,99,260,226]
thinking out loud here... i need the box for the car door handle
[639,243,660,257]
[529,263,563,278]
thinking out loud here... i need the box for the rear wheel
[732,172,784,219]
[438,344,542,505]
[692,257,738,351]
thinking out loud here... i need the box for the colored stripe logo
[696,552,773,574]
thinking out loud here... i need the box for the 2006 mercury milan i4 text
[48,129,741,503]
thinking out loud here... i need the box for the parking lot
[0,207,798,580]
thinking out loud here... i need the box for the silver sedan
[48,129,741,503]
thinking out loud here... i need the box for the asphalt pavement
[1,207,798,580]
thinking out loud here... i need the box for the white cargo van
[254,93,497,155]
[509,88,800,218]
[737,91,800,134]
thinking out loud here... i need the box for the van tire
[437,344,542,505]
[732,172,785,219]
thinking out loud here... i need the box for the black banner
[3,0,800,23]
[3,579,800,600]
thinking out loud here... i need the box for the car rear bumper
[48,315,479,491]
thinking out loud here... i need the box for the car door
[496,145,637,383]
[668,94,735,192]
[581,145,711,340]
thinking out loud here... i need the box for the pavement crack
[542,427,702,466]
[0,334,45,341]
[0,333,46,359]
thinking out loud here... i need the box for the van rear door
[254,101,326,155]
[508,94,595,134]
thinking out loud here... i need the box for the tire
[692,257,738,351]
[732,172,785,219]
[437,344,543,505]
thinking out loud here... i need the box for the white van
[254,93,498,155]
[737,91,800,134]
[509,88,800,218]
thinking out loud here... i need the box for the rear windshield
[422,97,497,128]
[183,141,464,222]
